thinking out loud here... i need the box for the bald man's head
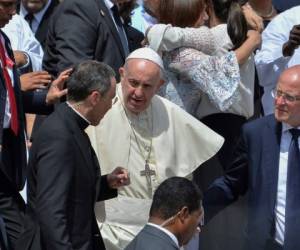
[274,65,300,127]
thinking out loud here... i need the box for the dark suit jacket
[34,0,60,49]
[16,103,117,250]
[125,225,179,250]
[124,24,144,52]
[0,30,52,191]
[43,0,129,79]
[204,115,285,250]
[0,215,9,250]
[17,0,60,49]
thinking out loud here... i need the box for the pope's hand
[107,167,130,189]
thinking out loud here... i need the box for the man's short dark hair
[150,177,202,219]
[67,60,115,102]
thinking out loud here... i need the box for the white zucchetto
[126,47,164,70]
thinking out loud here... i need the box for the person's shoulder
[152,94,181,114]
[281,5,300,16]
[243,114,276,133]
[6,14,23,26]
[125,225,177,250]
[39,109,65,133]
[153,94,180,109]
[268,5,300,26]
[153,94,200,122]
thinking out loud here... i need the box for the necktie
[111,5,129,56]
[24,13,34,29]
[284,128,300,249]
[0,39,19,135]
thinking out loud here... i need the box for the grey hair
[67,60,115,102]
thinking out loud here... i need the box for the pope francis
[86,48,224,249]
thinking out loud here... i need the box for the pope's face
[0,0,16,28]
[120,59,163,114]
[22,0,48,14]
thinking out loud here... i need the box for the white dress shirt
[20,0,52,34]
[255,6,300,115]
[2,14,43,71]
[274,123,300,245]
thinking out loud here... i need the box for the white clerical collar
[147,223,179,247]
[282,122,300,134]
[66,101,91,125]
[20,0,52,25]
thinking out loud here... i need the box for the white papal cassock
[86,84,224,250]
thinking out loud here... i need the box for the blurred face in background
[0,0,16,28]
[274,68,300,127]
[22,0,48,14]
[193,3,208,27]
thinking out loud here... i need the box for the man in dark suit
[126,177,204,250]
[19,0,60,49]
[16,60,130,250]
[204,64,300,250]
[0,1,69,248]
[42,0,142,79]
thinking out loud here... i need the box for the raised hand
[45,68,73,105]
[242,3,264,33]
[283,24,300,57]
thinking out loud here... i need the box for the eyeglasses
[272,89,300,103]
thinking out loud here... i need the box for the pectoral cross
[140,160,156,191]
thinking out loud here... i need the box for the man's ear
[155,79,165,93]
[177,206,189,223]
[159,79,165,87]
[88,90,101,107]
[119,67,125,81]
